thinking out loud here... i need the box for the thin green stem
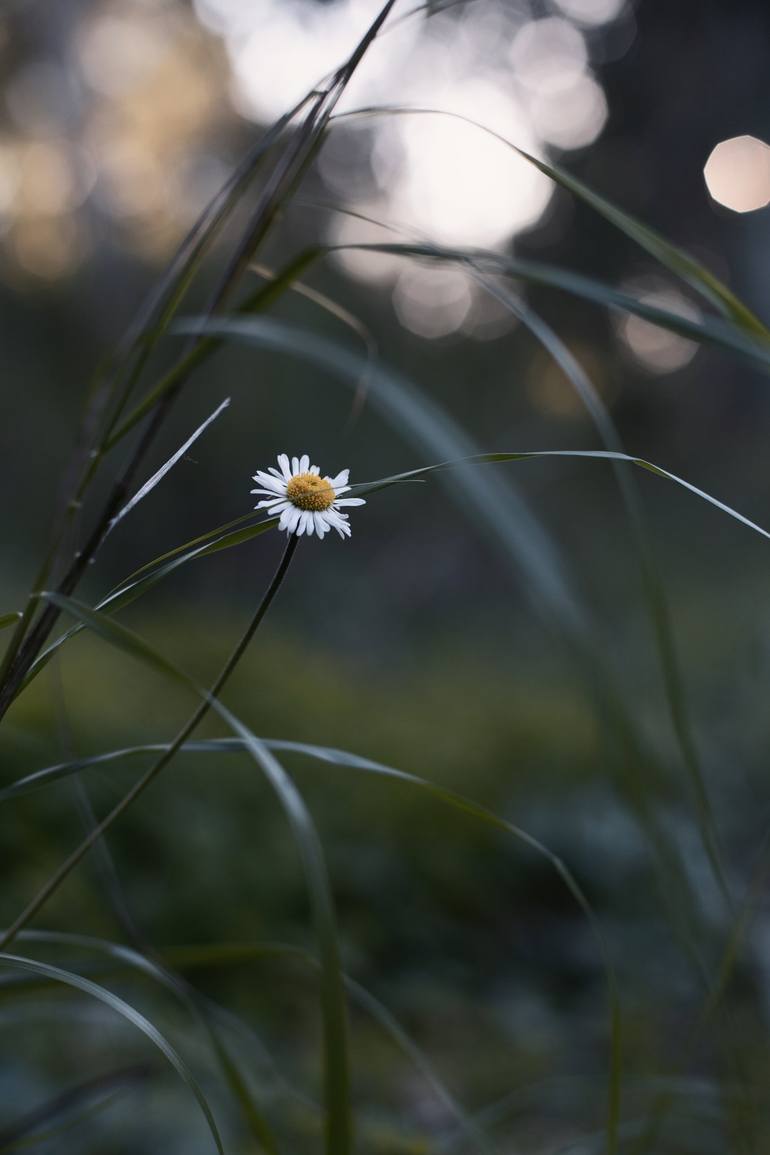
[0,534,299,952]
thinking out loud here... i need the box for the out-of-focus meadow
[3,1,770,1152]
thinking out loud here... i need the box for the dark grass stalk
[0,534,298,953]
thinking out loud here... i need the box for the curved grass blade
[334,105,768,336]
[0,952,224,1153]
[349,450,770,544]
[17,930,280,1154]
[334,242,770,371]
[32,593,352,1155]
[473,277,732,912]
[0,613,21,633]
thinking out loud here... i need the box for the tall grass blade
[350,450,770,543]
[474,278,732,911]
[105,398,231,538]
[335,243,770,370]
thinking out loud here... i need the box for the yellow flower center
[286,472,335,511]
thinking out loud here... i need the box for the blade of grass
[332,242,770,371]
[18,930,280,1154]
[0,953,224,1153]
[473,276,733,913]
[348,450,770,543]
[105,397,231,538]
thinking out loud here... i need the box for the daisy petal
[299,454,310,473]
[253,472,286,494]
[314,512,327,537]
[334,497,366,507]
[329,469,349,488]
[277,453,291,480]
[324,511,350,532]
[291,456,300,474]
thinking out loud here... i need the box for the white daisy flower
[251,453,366,539]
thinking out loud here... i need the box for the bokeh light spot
[392,264,472,338]
[528,72,608,150]
[510,18,588,96]
[704,135,770,214]
[617,282,699,373]
[551,0,628,27]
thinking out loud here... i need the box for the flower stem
[0,534,299,951]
